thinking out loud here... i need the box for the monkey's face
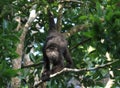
[46,46,59,62]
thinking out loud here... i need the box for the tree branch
[63,24,90,38]
[11,5,41,88]
[21,61,44,69]
[15,16,21,31]
[33,59,119,87]
[57,2,64,31]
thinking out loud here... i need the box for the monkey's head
[46,45,59,62]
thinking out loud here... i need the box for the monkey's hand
[41,71,50,81]
[66,64,73,68]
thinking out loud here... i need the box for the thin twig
[21,61,44,69]
[60,0,83,3]
[70,38,91,50]
[57,2,64,31]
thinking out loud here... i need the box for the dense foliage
[0,0,120,87]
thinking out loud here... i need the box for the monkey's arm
[64,48,73,68]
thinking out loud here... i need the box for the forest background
[0,0,120,88]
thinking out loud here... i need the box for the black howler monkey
[42,10,73,81]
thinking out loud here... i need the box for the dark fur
[42,30,73,78]
[41,9,73,81]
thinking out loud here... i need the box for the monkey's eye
[53,47,57,50]
[49,47,57,50]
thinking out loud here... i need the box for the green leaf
[3,68,18,78]
[29,53,35,63]
[2,19,8,29]
[83,30,95,38]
